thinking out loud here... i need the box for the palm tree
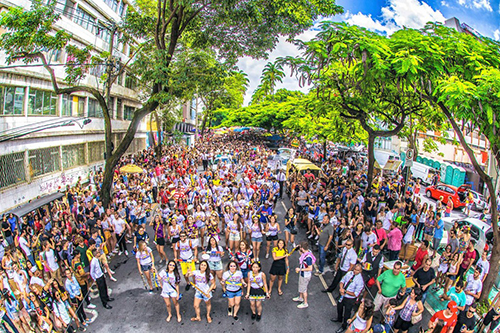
[251,62,285,104]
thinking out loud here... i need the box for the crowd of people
[0,132,497,333]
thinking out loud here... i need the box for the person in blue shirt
[7,214,17,234]
[440,279,467,311]
[257,202,273,225]
[432,212,444,257]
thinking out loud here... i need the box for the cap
[372,324,386,333]
[447,300,458,313]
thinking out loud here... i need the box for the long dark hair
[361,298,374,320]
[205,236,219,252]
[199,260,211,283]
[166,260,181,284]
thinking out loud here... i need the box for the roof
[6,192,64,218]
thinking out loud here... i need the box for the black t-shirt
[452,311,475,333]
[387,197,396,210]
[87,218,97,230]
[2,221,12,237]
[413,267,436,290]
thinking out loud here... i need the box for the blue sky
[237,0,500,105]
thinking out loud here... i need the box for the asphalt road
[88,188,466,333]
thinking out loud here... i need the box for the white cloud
[238,0,446,105]
[345,0,445,35]
[441,0,450,7]
[494,29,500,40]
[457,0,493,11]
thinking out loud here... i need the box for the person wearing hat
[429,300,458,333]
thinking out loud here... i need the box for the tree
[278,22,429,186]
[1,0,343,207]
[251,62,286,104]
[388,23,500,301]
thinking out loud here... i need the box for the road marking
[314,264,337,306]
[281,201,287,212]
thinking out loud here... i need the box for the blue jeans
[3,313,18,333]
[318,245,327,273]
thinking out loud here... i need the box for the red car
[425,183,470,208]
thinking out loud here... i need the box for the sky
[237,0,500,105]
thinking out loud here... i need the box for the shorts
[484,309,500,330]
[226,289,243,298]
[241,268,249,279]
[251,237,263,243]
[348,323,364,333]
[229,233,241,241]
[266,234,278,242]
[438,264,449,274]
[161,290,178,298]
[99,253,108,265]
[138,217,147,225]
[141,263,152,272]
[297,205,306,213]
[208,260,223,271]
[180,261,196,276]
[394,316,412,331]
[195,290,212,301]
[171,237,180,244]
[156,237,165,246]
[298,275,311,294]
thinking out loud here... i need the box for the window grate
[0,152,26,189]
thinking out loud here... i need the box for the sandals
[166,315,172,322]
[207,316,212,323]
[190,317,201,322]
[278,291,284,296]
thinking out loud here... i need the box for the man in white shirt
[323,240,357,293]
[90,249,114,309]
[333,264,364,331]
[464,267,483,306]
[477,251,490,282]
[113,213,128,256]
[277,170,286,198]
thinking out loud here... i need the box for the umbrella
[120,164,144,174]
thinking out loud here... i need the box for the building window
[61,94,73,116]
[0,86,25,115]
[63,0,75,17]
[88,98,103,118]
[124,105,135,120]
[28,88,58,115]
[0,152,26,189]
[62,144,85,169]
[77,97,85,117]
[124,73,137,89]
[74,7,96,33]
[28,147,60,178]
[88,141,105,163]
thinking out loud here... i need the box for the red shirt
[461,249,476,269]
[430,311,457,333]
[411,248,428,271]
[374,228,387,246]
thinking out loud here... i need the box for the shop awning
[7,191,64,218]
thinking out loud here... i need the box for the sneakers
[297,303,309,309]
[292,296,304,302]
[265,253,269,259]
[109,269,115,274]
[149,289,153,294]
[185,284,191,291]
[87,303,96,309]
[292,242,296,248]
[110,277,117,282]
[256,314,261,322]
[118,251,123,256]
[307,234,314,239]
[314,271,323,277]
[125,250,129,256]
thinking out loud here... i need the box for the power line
[0,62,108,70]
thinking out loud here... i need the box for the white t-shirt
[113,217,126,234]
[465,275,482,305]
[477,258,490,281]
[135,247,153,265]
[205,245,223,262]
[19,237,31,256]
[193,270,213,294]
[45,249,59,271]
[159,270,177,295]
[222,270,244,292]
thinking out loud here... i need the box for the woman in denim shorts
[250,216,264,261]
[135,241,155,292]
[203,237,224,285]
[222,260,247,320]
[159,260,182,322]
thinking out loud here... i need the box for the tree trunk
[440,102,499,302]
[407,129,418,161]
[200,111,209,137]
[367,133,376,189]
[323,139,327,162]
[100,100,159,207]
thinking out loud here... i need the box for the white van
[410,161,438,185]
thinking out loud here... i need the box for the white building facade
[0,0,146,213]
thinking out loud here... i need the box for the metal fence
[88,141,105,163]
[28,147,61,178]
[62,144,85,170]
[0,152,26,189]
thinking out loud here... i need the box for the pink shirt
[387,228,403,251]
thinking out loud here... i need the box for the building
[0,0,146,214]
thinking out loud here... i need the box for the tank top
[251,224,262,238]
[351,312,368,330]
[249,272,264,289]
[268,223,278,236]
[400,297,418,321]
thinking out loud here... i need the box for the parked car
[425,183,470,208]
[440,217,492,252]
[468,190,488,211]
